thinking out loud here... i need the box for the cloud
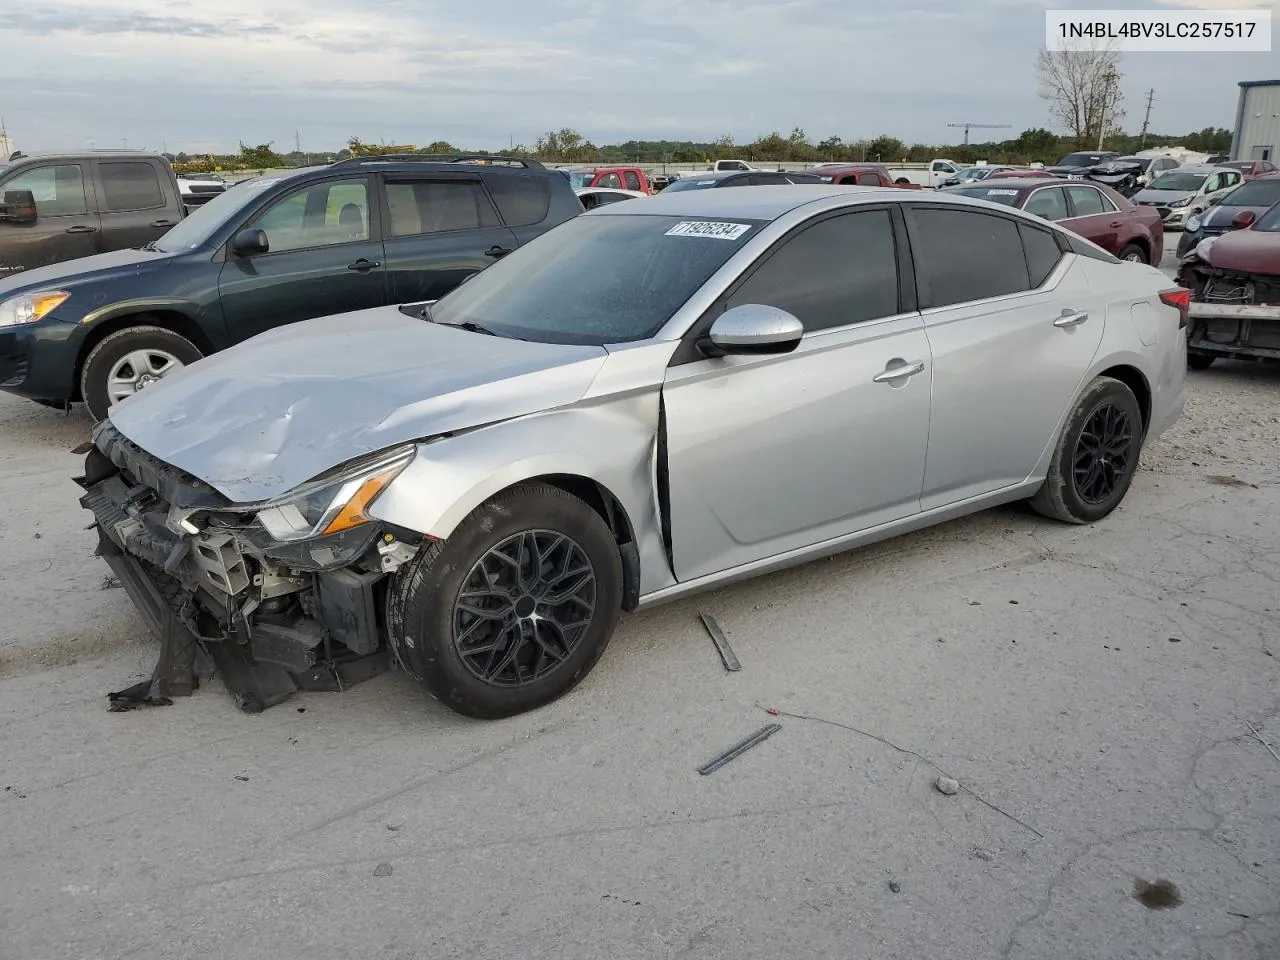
[0,0,1271,153]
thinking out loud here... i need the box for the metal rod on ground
[698,723,782,775]
[699,613,741,672]
[1244,720,1280,764]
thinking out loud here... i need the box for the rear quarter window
[1019,222,1065,287]
[484,174,550,227]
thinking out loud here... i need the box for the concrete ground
[2,280,1278,957]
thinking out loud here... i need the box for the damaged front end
[1179,252,1280,364]
[77,421,425,712]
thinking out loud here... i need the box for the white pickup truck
[884,158,962,189]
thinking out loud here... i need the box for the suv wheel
[387,483,623,719]
[80,325,203,421]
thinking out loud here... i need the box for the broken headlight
[255,446,415,543]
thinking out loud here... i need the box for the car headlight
[0,290,71,328]
[1168,196,1192,208]
[255,446,415,543]
[1185,215,1202,232]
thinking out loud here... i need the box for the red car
[557,165,653,194]
[942,177,1164,264]
[807,164,923,189]
[1221,159,1280,180]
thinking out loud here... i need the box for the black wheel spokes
[1072,403,1133,504]
[452,530,597,687]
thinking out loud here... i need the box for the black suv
[0,150,186,277]
[0,154,581,418]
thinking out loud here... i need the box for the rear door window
[623,170,641,191]
[1024,186,1068,221]
[909,208,1030,308]
[4,164,88,216]
[1065,186,1109,216]
[384,179,500,236]
[1019,222,1064,287]
[99,161,164,211]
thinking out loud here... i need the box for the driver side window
[250,178,370,254]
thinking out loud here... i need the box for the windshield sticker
[986,189,1019,196]
[665,221,751,240]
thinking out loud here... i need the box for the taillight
[1159,287,1190,329]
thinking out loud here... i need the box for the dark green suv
[0,154,582,418]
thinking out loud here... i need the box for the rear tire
[1030,376,1143,525]
[1117,243,1147,264]
[1187,352,1215,371]
[80,324,202,421]
[387,483,623,719]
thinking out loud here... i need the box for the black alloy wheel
[452,530,597,687]
[1072,402,1133,505]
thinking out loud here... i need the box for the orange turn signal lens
[319,466,402,536]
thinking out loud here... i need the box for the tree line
[167,122,1232,175]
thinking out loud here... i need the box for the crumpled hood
[1205,230,1280,277]
[107,305,609,503]
[1131,188,1195,205]
[1087,161,1144,176]
[0,247,172,294]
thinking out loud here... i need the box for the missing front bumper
[1188,301,1280,361]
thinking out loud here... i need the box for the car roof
[8,149,163,162]
[588,183,1065,223]
[1166,165,1220,174]
[955,177,1056,189]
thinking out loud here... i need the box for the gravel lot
[1,289,1277,957]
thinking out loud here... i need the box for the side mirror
[1230,210,1256,230]
[699,304,803,358]
[0,189,37,225]
[230,227,269,257]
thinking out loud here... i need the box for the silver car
[79,187,1188,718]
[1130,165,1245,227]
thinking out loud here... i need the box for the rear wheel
[1030,376,1143,525]
[80,325,202,421]
[388,483,623,719]
[1117,243,1147,264]
[1187,351,1216,370]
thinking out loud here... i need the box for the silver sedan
[81,186,1188,718]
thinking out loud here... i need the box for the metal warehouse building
[1231,80,1279,162]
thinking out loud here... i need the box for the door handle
[873,359,926,383]
[347,258,381,272]
[64,225,97,234]
[485,245,513,259]
[1109,221,1122,228]
[150,219,175,228]
[1054,309,1089,328]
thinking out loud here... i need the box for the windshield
[1148,172,1207,192]
[429,213,762,345]
[1254,201,1280,232]
[955,168,988,180]
[1058,153,1109,167]
[950,186,1021,207]
[151,176,285,252]
[1222,178,1280,207]
[662,177,721,192]
[562,171,596,188]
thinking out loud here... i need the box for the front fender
[368,390,677,596]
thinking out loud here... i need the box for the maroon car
[1177,199,1280,369]
[1221,159,1280,181]
[943,177,1164,264]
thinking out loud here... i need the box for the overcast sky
[1,0,1276,153]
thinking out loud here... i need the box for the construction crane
[947,122,1012,146]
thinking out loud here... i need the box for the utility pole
[1139,89,1155,148]
[295,129,301,154]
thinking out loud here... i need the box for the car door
[378,174,519,304]
[94,158,180,252]
[907,207,1105,509]
[217,175,387,343]
[1062,184,1121,254]
[0,161,100,272]
[660,207,932,582]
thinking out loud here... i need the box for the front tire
[80,324,203,421]
[388,483,623,719]
[1117,243,1147,264]
[1187,351,1215,371]
[1030,376,1143,524]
